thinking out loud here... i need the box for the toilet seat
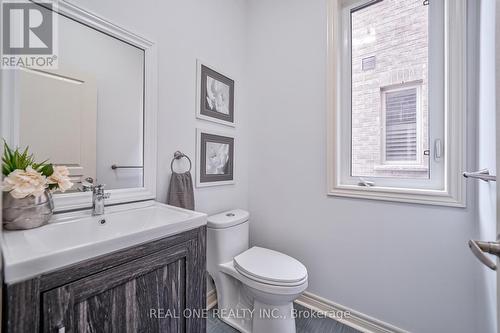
[233,247,307,287]
[219,261,308,297]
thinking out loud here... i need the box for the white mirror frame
[0,0,158,212]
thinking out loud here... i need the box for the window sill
[373,164,429,172]
[327,184,466,208]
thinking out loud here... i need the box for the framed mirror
[1,0,158,212]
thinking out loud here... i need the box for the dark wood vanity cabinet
[42,245,190,333]
[3,226,207,333]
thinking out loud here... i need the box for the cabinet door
[42,240,201,333]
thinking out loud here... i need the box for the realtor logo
[1,1,58,68]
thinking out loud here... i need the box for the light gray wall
[69,0,249,215]
[246,0,482,332]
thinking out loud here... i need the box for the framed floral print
[196,129,234,187]
[196,60,235,126]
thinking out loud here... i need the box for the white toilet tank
[207,209,250,276]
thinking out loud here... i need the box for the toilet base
[252,300,296,333]
[211,262,306,333]
[217,300,296,333]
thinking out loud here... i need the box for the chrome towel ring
[170,151,192,173]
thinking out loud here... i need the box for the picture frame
[196,60,235,127]
[196,129,235,187]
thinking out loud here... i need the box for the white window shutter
[385,88,418,162]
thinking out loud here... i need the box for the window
[380,82,426,172]
[384,86,419,163]
[327,0,467,206]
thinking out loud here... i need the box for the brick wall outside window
[350,0,429,178]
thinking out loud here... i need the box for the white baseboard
[207,288,218,310]
[295,292,408,333]
[207,289,408,333]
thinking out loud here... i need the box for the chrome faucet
[92,184,110,216]
[81,178,110,215]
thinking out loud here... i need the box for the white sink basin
[1,201,207,283]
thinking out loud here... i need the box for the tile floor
[207,303,361,333]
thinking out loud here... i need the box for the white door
[467,1,498,333]
[497,0,500,328]
[494,1,500,330]
[16,67,97,187]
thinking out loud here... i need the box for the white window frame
[379,81,425,169]
[326,0,467,207]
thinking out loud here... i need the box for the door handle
[463,169,497,182]
[468,239,500,270]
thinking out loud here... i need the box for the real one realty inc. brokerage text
[149,307,351,320]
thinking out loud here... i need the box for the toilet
[207,209,308,333]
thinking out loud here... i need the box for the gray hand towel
[167,171,195,210]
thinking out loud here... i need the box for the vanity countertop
[1,201,207,284]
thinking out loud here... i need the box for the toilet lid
[233,247,307,286]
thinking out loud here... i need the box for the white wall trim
[206,289,218,310]
[295,292,409,333]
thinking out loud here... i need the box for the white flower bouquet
[1,142,73,229]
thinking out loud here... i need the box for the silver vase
[2,190,54,230]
